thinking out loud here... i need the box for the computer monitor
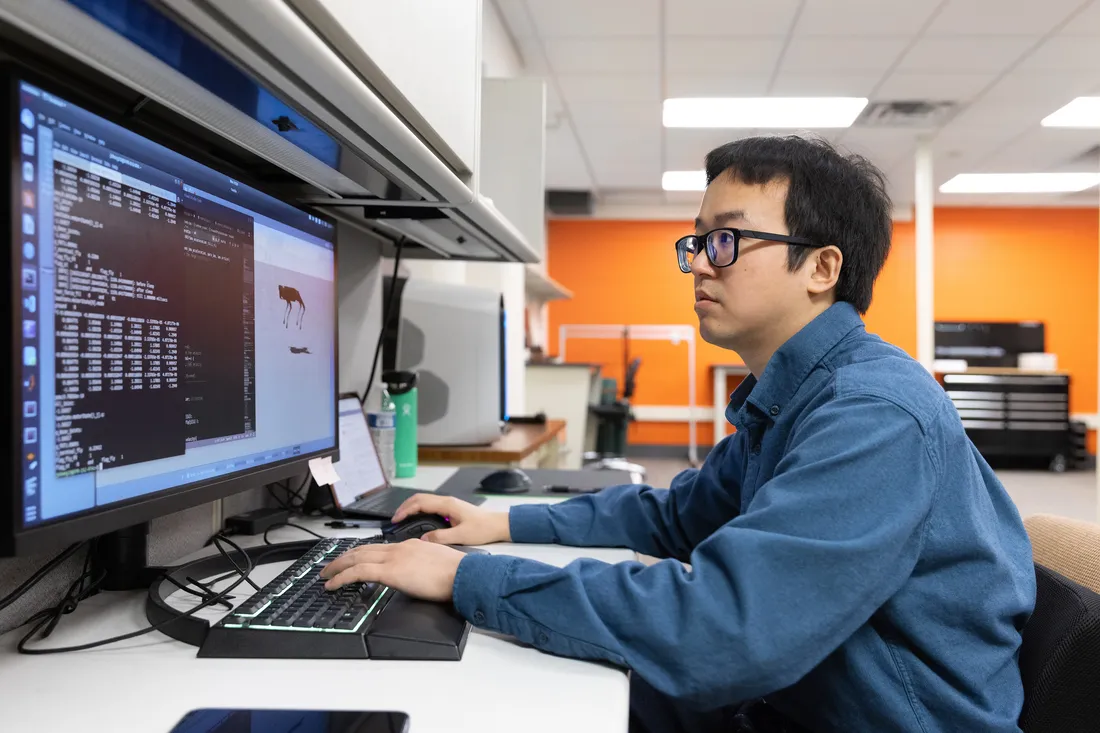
[4,74,338,557]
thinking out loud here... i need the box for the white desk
[0,470,633,733]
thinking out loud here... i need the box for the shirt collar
[728,302,865,424]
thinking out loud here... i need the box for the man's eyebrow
[695,210,748,230]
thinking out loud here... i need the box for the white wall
[482,0,524,78]
[338,225,387,408]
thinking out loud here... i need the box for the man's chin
[697,315,737,350]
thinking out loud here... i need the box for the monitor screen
[15,79,337,531]
[330,397,387,509]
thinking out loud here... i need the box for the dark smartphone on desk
[168,709,410,733]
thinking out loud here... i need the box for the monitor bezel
[3,63,340,557]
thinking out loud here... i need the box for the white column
[915,142,935,371]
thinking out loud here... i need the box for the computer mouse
[478,468,532,495]
[382,513,450,542]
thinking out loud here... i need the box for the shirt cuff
[508,504,556,544]
[452,552,517,630]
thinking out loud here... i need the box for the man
[322,136,1036,732]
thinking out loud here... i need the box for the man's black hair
[704,135,892,314]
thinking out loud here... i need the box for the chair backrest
[1018,564,1100,732]
[622,357,642,400]
[1023,514,1100,594]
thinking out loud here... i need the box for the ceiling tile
[769,72,882,96]
[665,36,785,75]
[897,36,1035,72]
[873,72,995,102]
[1016,35,1100,71]
[794,0,941,36]
[524,0,660,37]
[557,74,661,104]
[839,128,918,171]
[665,73,771,97]
[925,0,1085,36]
[980,72,1100,114]
[567,102,662,131]
[779,37,911,73]
[544,125,594,189]
[544,38,660,74]
[979,127,1100,170]
[664,128,751,170]
[664,0,801,36]
[1060,0,1100,35]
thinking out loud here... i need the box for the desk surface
[418,420,566,465]
[0,476,631,733]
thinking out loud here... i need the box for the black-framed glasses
[675,228,823,273]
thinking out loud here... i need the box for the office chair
[584,357,646,480]
[1016,515,1100,732]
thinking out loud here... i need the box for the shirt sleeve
[507,433,746,561]
[452,395,937,708]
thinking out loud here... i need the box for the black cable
[0,542,85,614]
[210,535,260,592]
[361,237,407,406]
[263,521,325,545]
[266,475,311,513]
[17,534,255,655]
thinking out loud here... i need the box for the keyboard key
[335,611,367,630]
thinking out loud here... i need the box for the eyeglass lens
[676,230,739,273]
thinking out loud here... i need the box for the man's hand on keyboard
[320,539,464,602]
[392,494,511,546]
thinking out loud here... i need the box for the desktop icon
[22,213,35,236]
[21,133,34,156]
[23,241,35,260]
[22,161,33,183]
[23,190,35,209]
[24,401,38,418]
[29,460,39,472]
[22,267,37,290]
[24,294,37,314]
[23,375,36,392]
[23,427,37,445]
[23,346,37,367]
[21,108,34,130]
[25,477,38,497]
[23,320,37,339]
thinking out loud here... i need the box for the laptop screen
[331,397,387,508]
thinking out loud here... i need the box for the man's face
[691,175,808,352]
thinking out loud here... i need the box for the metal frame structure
[559,323,698,465]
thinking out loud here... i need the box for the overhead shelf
[525,266,573,302]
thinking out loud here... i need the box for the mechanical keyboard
[199,536,471,660]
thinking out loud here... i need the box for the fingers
[392,493,459,522]
[421,528,460,545]
[324,564,384,591]
[320,544,391,579]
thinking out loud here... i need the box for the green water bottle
[383,370,418,478]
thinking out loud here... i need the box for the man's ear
[806,245,842,297]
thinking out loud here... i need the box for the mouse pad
[435,467,636,498]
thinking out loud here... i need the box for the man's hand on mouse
[392,494,511,546]
[320,540,463,601]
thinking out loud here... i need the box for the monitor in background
[5,75,338,560]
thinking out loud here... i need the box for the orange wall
[547,209,1098,446]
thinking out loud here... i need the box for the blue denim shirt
[453,302,1035,732]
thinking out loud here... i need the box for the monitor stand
[92,523,164,592]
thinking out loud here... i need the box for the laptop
[329,395,427,519]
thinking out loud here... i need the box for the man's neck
[738,302,832,377]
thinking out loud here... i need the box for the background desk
[418,420,566,469]
[0,470,631,733]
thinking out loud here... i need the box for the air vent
[546,190,593,216]
[855,100,959,128]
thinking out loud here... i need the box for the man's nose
[690,246,716,278]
